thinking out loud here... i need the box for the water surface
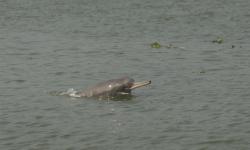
[1,0,250,149]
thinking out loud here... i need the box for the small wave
[49,88,81,98]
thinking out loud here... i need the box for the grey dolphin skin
[78,77,151,98]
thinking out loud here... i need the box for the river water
[1,0,250,149]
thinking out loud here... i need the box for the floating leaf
[151,42,161,48]
[212,37,223,44]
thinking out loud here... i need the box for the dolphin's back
[79,77,131,97]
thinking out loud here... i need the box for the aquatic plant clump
[212,37,224,44]
[151,42,161,48]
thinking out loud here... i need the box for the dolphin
[77,77,151,98]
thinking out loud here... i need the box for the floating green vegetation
[212,37,224,44]
[150,42,161,48]
[150,42,185,50]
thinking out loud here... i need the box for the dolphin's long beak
[130,80,151,90]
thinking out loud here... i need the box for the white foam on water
[59,88,81,98]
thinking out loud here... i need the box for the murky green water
[1,0,250,149]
